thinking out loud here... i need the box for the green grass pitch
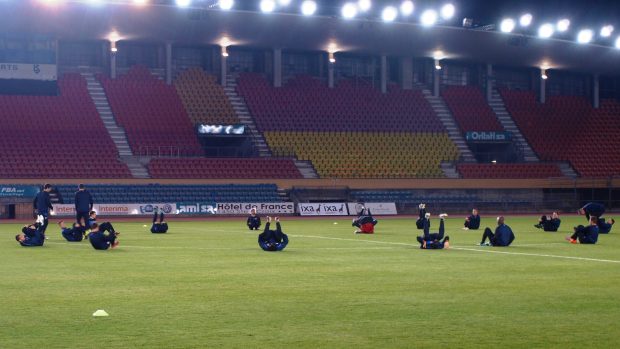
[1,215,619,348]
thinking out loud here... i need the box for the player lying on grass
[258,217,288,252]
[88,222,120,250]
[353,207,378,234]
[578,202,605,222]
[151,209,169,234]
[247,207,261,230]
[15,222,45,247]
[534,212,561,232]
[479,216,515,247]
[416,213,450,249]
[463,208,480,230]
[597,217,615,234]
[416,203,430,230]
[58,221,86,242]
[566,216,599,244]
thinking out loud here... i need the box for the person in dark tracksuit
[151,209,168,234]
[74,184,93,228]
[417,214,450,249]
[353,208,378,234]
[258,217,288,252]
[58,221,85,242]
[479,216,515,247]
[463,208,480,230]
[88,223,120,250]
[578,202,605,222]
[416,203,430,230]
[247,207,261,230]
[597,218,615,234]
[535,212,561,232]
[566,216,599,244]
[15,223,45,247]
[33,183,53,235]
[87,211,97,228]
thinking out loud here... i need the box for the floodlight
[421,9,438,27]
[601,25,614,38]
[400,1,414,17]
[557,19,570,32]
[615,36,620,49]
[440,4,455,20]
[538,23,554,38]
[260,0,276,12]
[520,13,533,27]
[132,0,148,5]
[301,0,316,16]
[500,18,515,33]
[382,6,398,22]
[342,2,357,19]
[577,29,593,44]
[358,0,371,12]
[278,0,291,6]
[175,0,191,7]
[219,0,234,10]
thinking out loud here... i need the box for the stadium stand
[265,131,458,178]
[55,184,282,203]
[457,163,564,179]
[0,73,132,178]
[98,65,204,156]
[148,158,303,179]
[500,89,620,177]
[238,74,459,178]
[174,68,239,125]
[441,86,504,132]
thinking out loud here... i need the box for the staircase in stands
[80,69,151,179]
[557,162,578,178]
[224,74,272,157]
[418,86,476,164]
[488,89,539,162]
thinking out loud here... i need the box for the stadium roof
[2,1,620,75]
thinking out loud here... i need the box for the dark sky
[229,0,620,28]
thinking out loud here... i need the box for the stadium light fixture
[329,52,336,64]
[541,69,548,80]
[342,3,358,19]
[600,25,614,38]
[556,19,570,32]
[615,36,620,49]
[520,13,533,27]
[278,0,291,6]
[434,59,442,70]
[440,4,455,20]
[577,29,593,44]
[381,6,398,22]
[219,0,234,10]
[358,0,371,12]
[132,0,149,5]
[175,0,191,7]
[538,23,554,38]
[400,1,414,17]
[421,9,438,27]
[300,0,317,16]
[260,0,276,13]
[500,18,515,33]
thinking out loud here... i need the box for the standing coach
[75,184,94,228]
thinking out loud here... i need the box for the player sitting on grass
[151,209,169,234]
[58,221,86,242]
[353,207,378,234]
[247,207,261,230]
[578,202,605,222]
[417,213,450,249]
[88,222,120,250]
[463,208,480,230]
[258,217,288,252]
[15,223,45,247]
[479,216,515,247]
[416,203,430,230]
[597,217,615,234]
[534,212,561,232]
[566,216,599,244]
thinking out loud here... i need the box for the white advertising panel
[216,202,295,215]
[0,63,57,81]
[52,203,177,216]
[347,203,398,216]
[298,203,349,216]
